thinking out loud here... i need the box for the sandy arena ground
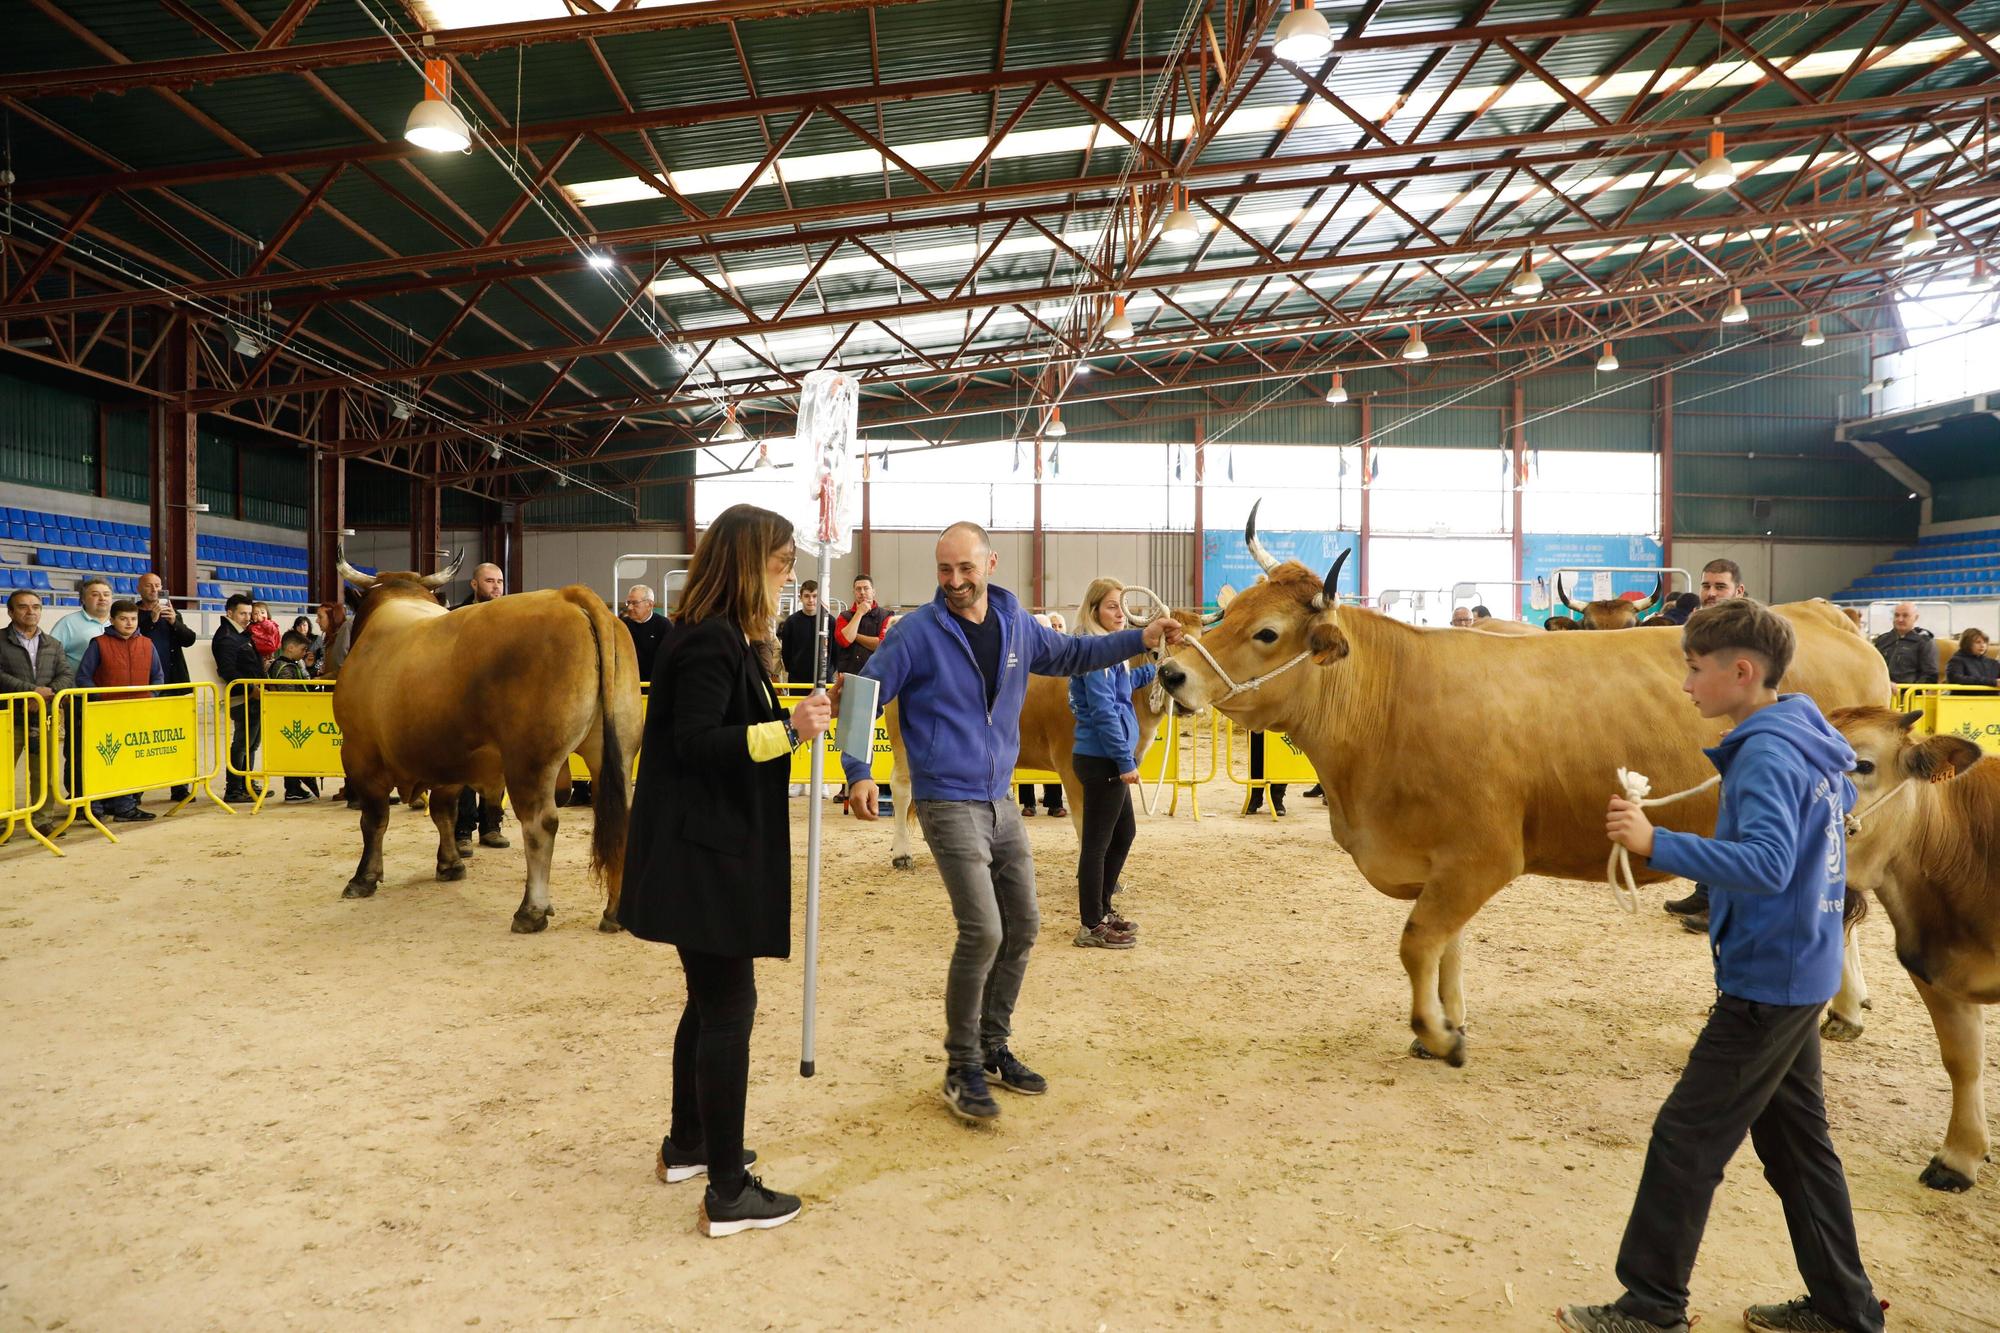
[3,778,1998,1332]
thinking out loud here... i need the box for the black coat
[618,616,794,957]
[1946,651,1999,690]
[624,612,669,679]
[139,608,197,685]
[212,621,263,685]
[777,609,823,684]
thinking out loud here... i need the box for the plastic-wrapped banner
[792,369,860,558]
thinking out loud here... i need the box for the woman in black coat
[1946,628,1998,691]
[619,503,832,1237]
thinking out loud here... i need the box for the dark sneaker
[1047,805,1068,818]
[983,1046,1048,1095]
[479,830,510,849]
[1272,795,1287,816]
[1681,912,1710,933]
[1744,1297,1874,1332]
[1021,804,1037,817]
[455,836,474,857]
[1104,910,1137,935]
[656,1140,759,1185]
[284,791,312,803]
[1302,784,1323,799]
[942,1064,1000,1121]
[1555,1304,1689,1333]
[1074,921,1135,950]
[698,1174,801,1237]
[1663,886,1709,916]
[112,809,157,823]
[223,788,256,804]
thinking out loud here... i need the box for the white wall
[1921,512,2000,538]
[1671,539,1901,605]
[526,527,688,608]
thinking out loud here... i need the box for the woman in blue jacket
[1068,578,1156,948]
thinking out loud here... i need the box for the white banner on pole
[792,369,860,559]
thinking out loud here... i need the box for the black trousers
[228,701,260,791]
[1017,782,1062,811]
[1246,733,1286,803]
[454,786,502,838]
[1074,753,1136,927]
[1613,994,1883,1331]
[668,947,758,1195]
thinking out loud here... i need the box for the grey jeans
[913,799,1040,1068]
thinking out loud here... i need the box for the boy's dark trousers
[1613,994,1884,1332]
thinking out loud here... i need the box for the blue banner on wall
[1201,528,1359,611]
[1519,533,1667,624]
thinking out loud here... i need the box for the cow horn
[1633,573,1667,614]
[1314,549,1350,611]
[336,552,378,591]
[1244,498,1281,573]
[1554,573,1585,613]
[1201,610,1225,626]
[418,549,465,590]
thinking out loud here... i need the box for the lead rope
[1117,585,1179,816]
[1606,769,1909,914]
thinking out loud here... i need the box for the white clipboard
[837,675,879,762]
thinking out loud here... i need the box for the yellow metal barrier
[48,682,228,843]
[1893,682,2000,756]
[225,679,346,812]
[0,690,61,855]
[1225,720,1322,819]
[568,681,652,783]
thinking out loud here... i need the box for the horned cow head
[1555,573,1666,629]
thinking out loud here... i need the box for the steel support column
[859,470,871,580]
[311,446,345,605]
[148,312,198,599]
[1357,397,1372,602]
[1658,372,1675,570]
[410,477,441,577]
[1192,419,1205,610]
[1511,381,1526,619]
[506,503,525,594]
[1031,439,1045,611]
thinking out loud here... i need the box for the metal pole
[800,542,833,1078]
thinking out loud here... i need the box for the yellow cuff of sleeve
[747,720,792,762]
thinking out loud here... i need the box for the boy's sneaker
[1663,885,1708,916]
[942,1064,1000,1121]
[112,808,156,822]
[983,1046,1048,1095]
[697,1175,800,1237]
[1074,921,1135,949]
[1105,910,1138,934]
[1555,1305,1689,1333]
[656,1141,759,1184]
[1744,1297,1875,1332]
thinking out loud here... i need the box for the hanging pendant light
[1692,126,1736,191]
[1324,372,1348,404]
[1073,361,1093,377]
[405,59,472,153]
[1511,253,1544,297]
[1968,259,1996,292]
[714,406,745,442]
[1901,209,1938,255]
[1273,0,1334,62]
[1801,318,1825,347]
[1720,289,1749,324]
[1401,326,1429,361]
[1596,343,1619,372]
[1044,407,1068,439]
[751,441,774,470]
[1160,187,1199,243]
[1103,294,1134,342]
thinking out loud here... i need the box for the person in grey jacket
[1946,628,1998,691]
[1,589,74,834]
[1872,602,1938,685]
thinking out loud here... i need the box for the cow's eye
[1853,760,1875,776]
[1253,628,1279,644]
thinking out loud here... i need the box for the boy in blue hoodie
[1561,599,1884,1333]
[839,523,1182,1123]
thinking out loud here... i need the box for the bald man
[837,521,1183,1123]
[1873,601,1938,685]
[452,561,508,850]
[457,563,505,608]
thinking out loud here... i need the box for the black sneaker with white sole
[983,1045,1048,1095]
[942,1064,1000,1121]
[656,1139,760,1184]
[1555,1304,1689,1333]
[698,1175,801,1237]
[1743,1296,1881,1332]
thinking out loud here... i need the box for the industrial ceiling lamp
[1720,289,1750,324]
[1900,209,1938,255]
[404,59,472,153]
[1324,372,1348,404]
[714,405,746,442]
[1801,317,1825,347]
[231,327,264,357]
[1273,0,1334,62]
[752,440,774,470]
[1044,407,1068,438]
[1596,342,1619,372]
[584,237,615,270]
[1511,253,1544,297]
[1692,124,1736,191]
[1073,361,1093,376]
[1160,187,1199,243]
[1400,326,1429,361]
[1103,294,1135,342]
[1969,259,1997,292]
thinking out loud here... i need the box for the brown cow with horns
[332,554,641,933]
[1554,572,1668,629]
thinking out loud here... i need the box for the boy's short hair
[281,630,310,650]
[798,579,818,594]
[225,593,253,613]
[1702,557,1743,586]
[109,599,139,619]
[1682,597,1795,688]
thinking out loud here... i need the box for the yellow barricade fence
[47,682,228,844]
[1225,719,1322,819]
[569,681,651,784]
[1892,682,2000,756]
[0,690,61,855]
[225,679,346,812]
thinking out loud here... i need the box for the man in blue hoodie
[839,522,1182,1123]
[1561,599,1883,1333]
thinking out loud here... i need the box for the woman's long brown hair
[678,503,793,635]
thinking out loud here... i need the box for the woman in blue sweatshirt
[1068,578,1156,948]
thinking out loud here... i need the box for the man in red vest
[75,599,165,823]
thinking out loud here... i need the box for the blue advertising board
[1201,528,1359,611]
[1518,533,1667,624]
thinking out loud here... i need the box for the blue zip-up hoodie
[840,583,1146,801]
[1645,694,1857,1006]
[1070,657,1158,768]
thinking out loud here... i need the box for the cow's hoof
[597,912,623,934]
[892,855,914,871]
[1860,997,1873,1010]
[436,863,466,882]
[1408,1034,1467,1067]
[1820,1012,1865,1043]
[511,909,550,934]
[341,879,378,899]
[1919,1156,1977,1193]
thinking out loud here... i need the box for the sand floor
[2,781,1997,1332]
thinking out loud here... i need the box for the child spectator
[1561,598,1884,1333]
[75,599,163,824]
[267,630,319,802]
[249,601,281,663]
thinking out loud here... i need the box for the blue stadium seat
[29,572,50,590]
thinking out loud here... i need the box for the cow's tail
[568,587,633,885]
